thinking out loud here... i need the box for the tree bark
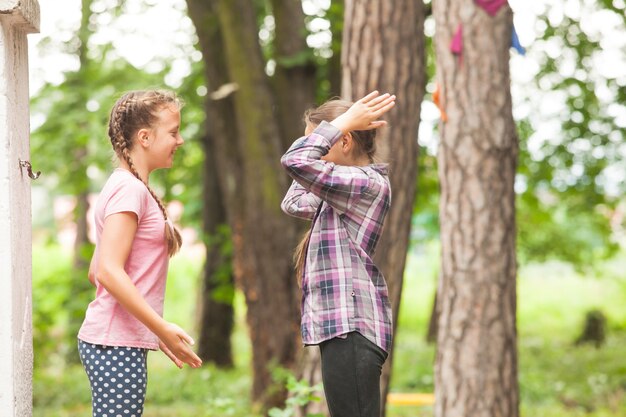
[197,130,235,367]
[212,2,301,404]
[187,0,239,368]
[341,1,426,415]
[433,2,519,417]
[270,0,317,149]
[187,0,315,409]
[327,0,344,97]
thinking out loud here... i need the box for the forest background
[28,0,626,416]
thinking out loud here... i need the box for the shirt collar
[369,163,389,176]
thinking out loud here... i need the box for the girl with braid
[280,91,396,417]
[78,90,202,417]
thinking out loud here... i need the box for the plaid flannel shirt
[280,121,393,353]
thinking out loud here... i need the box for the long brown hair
[293,98,379,286]
[108,89,183,257]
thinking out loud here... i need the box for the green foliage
[390,249,626,417]
[31,60,171,191]
[412,150,439,244]
[34,247,626,416]
[64,243,96,363]
[34,358,260,417]
[412,11,440,245]
[268,368,324,417]
[204,224,235,304]
[32,245,74,366]
[412,1,625,269]
[513,1,625,267]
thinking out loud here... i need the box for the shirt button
[351,291,355,297]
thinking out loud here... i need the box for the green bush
[33,244,626,416]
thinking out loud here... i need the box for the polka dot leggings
[78,339,148,417]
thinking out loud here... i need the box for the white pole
[0,1,40,416]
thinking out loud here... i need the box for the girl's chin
[156,160,174,170]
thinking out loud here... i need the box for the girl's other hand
[330,91,396,134]
[159,339,184,369]
[158,322,203,368]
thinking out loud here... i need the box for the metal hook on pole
[19,159,41,180]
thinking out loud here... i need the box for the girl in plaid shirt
[281,91,396,417]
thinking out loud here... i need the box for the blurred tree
[188,37,237,366]
[433,2,519,417]
[185,0,316,409]
[414,0,625,269]
[422,0,625,344]
[340,1,426,415]
[515,0,625,267]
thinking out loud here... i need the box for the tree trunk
[270,0,317,149]
[341,1,426,415]
[197,129,235,367]
[215,0,300,404]
[66,187,94,363]
[433,2,519,417]
[426,290,438,344]
[187,0,239,368]
[187,0,315,409]
[327,0,344,97]
[67,0,94,362]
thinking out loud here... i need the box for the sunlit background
[27,1,626,416]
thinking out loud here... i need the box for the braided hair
[108,90,183,257]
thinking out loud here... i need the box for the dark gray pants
[78,339,148,417]
[319,332,388,417]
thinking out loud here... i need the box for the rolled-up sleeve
[281,180,322,219]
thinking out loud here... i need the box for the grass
[32,243,626,416]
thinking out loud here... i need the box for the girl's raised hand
[158,322,203,368]
[330,91,396,134]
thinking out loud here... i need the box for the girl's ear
[341,132,352,154]
[136,128,151,148]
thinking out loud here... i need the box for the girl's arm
[280,122,382,213]
[96,212,202,369]
[281,180,322,219]
[281,91,395,213]
[87,254,96,287]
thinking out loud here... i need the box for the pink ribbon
[474,0,508,16]
[450,24,463,56]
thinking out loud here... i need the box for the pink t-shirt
[78,169,169,350]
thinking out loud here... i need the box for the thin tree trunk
[341,1,426,415]
[433,1,519,417]
[270,0,317,149]
[66,187,94,363]
[66,0,94,362]
[426,290,438,344]
[215,0,300,405]
[197,130,235,367]
[327,0,344,97]
[187,0,311,409]
[186,0,240,370]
